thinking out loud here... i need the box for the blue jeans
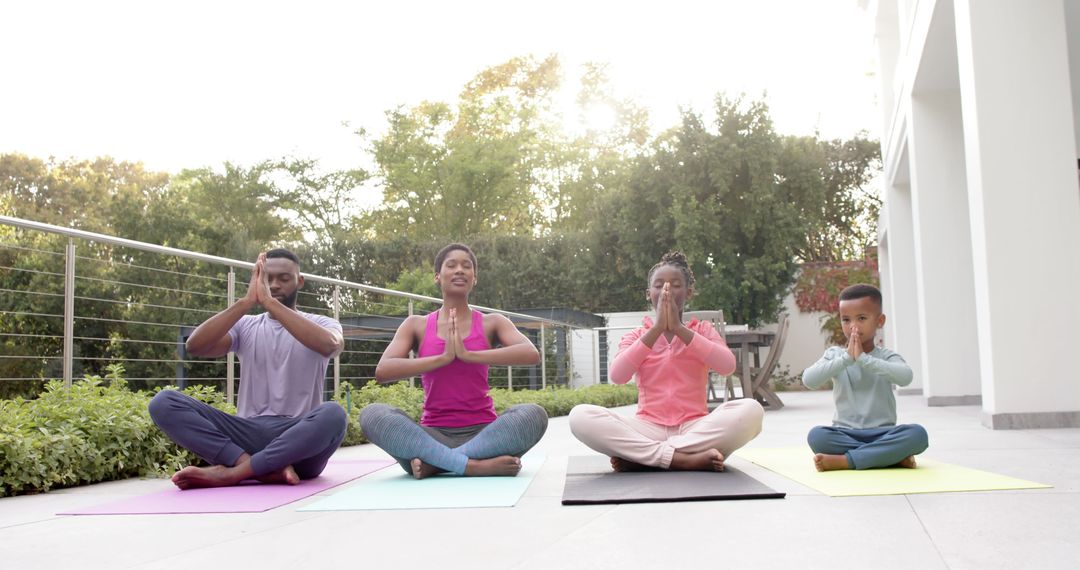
[149,390,347,478]
[807,424,929,470]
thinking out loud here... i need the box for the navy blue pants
[360,403,548,475]
[807,424,929,470]
[148,390,347,479]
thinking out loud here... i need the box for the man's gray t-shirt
[228,312,342,419]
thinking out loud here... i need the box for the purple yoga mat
[58,459,395,515]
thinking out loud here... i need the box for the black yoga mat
[561,455,786,505]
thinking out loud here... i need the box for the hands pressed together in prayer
[243,253,274,308]
[440,307,474,364]
[642,282,694,347]
[847,325,864,361]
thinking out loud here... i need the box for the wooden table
[720,330,781,407]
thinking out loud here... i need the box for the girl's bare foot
[813,453,851,471]
[464,456,522,477]
[256,465,300,485]
[610,457,658,472]
[410,458,442,480]
[894,455,917,469]
[670,449,725,472]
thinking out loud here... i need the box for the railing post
[226,268,236,405]
[62,239,75,388]
[593,330,601,386]
[566,326,574,388]
[332,285,341,395]
[408,300,415,388]
[539,323,546,390]
[507,366,513,391]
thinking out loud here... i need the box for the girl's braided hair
[647,251,695,289]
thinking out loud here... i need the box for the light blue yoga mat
[298,455,545,511]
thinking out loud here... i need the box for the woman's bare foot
[464,456,522,477]
[610,457,658,472]
[670,449,725,472]
[813,453,851,471]
[256,465,301,485]
[410,458,443,480]
[172,465,242,489]
[894,455,917,469]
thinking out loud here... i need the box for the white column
[907,90,982,405]
[955,0,1080,428]
[880,177,925,394]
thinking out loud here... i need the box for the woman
[361,243,548,478]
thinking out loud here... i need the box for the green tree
[363,55,564,240]
[603,97,881,325]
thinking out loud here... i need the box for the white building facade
[871,0,1080,428]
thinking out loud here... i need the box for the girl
[361,243,548,478]
[569,251,763,471]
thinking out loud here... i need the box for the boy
[802,284,928,471]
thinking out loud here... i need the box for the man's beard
[274,289,299,309]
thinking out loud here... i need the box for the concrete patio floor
[2,390,1077,570]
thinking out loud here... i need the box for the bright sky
[1,1,880,180]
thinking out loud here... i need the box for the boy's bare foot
[464,456,522,477]
[670,449,725,472]
[256,465,300,485]
[813,453,851,471]
[172,465,242,489]
[410,458,442,480]
[610,457,658,472]
[894,455,917,469]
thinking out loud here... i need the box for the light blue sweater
[802,346,914,429]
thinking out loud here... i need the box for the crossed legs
[359,403,548,478]
[807,424,929,471]
[148,390,348,489]
[568,398,764,471]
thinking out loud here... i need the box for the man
[149,249,347,489]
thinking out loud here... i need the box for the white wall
[872,0,1080,427]
[568,328,597,388]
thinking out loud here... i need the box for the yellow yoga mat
[735,447,1052,497]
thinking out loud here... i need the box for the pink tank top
[417,309,497,427]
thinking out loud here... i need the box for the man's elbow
[527,345,541,365]
[319,334,344,358]
[185,338,208,357]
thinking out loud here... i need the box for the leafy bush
[335,381,639,446]
[0,365,234,497]
[793,249,880,345]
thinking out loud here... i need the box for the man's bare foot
[410,458,442,480]
[813,453,851,472]
[256,465,301,485]
[610,457,658,472]
[464,456,522,477]
[893,455,917,469]
[669,449,725,472]
[172,465,242,490]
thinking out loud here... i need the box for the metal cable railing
[0,214,590,401]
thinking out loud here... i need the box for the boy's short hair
[839,283,882,310]
[265,248,301,270]
[434,243,477,273]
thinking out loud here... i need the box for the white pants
[568,399,764,469]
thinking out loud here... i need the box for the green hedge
[0,372,637,497]
[335,381,639,446]
[0,367,233,497]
